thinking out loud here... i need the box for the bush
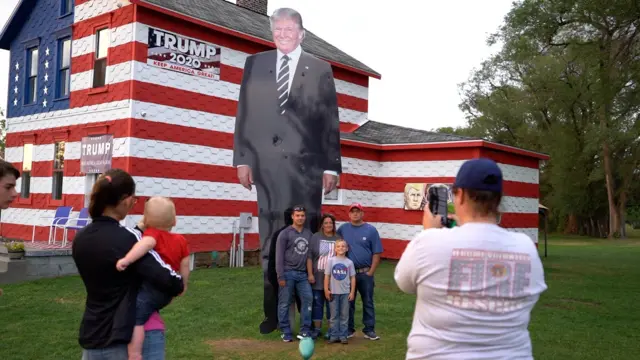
[5,241,25,252]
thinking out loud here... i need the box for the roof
[341,120,478,144]
[133,0,381,79]
[340,120,550,160]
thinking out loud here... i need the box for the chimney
[236,0,268,15]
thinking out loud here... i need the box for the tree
[452,0,640,238]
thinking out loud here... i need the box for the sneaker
[326,338,340,344]
[297,332,311,340]
[281,333,293,342]
[347,331,355,338]
[324,332,331,340]
[364,331,380,340]
[340,338,348,344]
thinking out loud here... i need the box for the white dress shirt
[238,45,338,178]
[276,45,301,95]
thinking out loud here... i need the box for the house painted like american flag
[0,0,548,259]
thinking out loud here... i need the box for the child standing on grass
[324,239,356,344]
[116,196,191,360]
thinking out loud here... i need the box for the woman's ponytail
[88,169,136,219]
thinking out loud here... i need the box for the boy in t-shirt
[324,239,356,344]
[116,196,190,360]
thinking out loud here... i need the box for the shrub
[5,241,25,252]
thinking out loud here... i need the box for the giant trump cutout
[232,8,342,334]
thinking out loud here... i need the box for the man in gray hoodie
[275,205,314,341]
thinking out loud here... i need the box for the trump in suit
[232,7,342,334]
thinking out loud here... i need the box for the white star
[13,99,17,106]
[14,86,18,94]
[44,73,48,82]
[43,86,48,95]
[44,60,49,69]
[15,62,19,70]
[43,99,47,107]
[45,47,50,56]
[15,74,18,82]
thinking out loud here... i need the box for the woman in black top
[72,169,184,359]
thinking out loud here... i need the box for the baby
[116,196,190,360]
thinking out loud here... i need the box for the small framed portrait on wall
[404,183,426,210]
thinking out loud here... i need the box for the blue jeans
[329,294,349,339]
[81,345,128,360]
[142,330,165,360]
[312,289,331,322]
[349,272,376,334]
[136,282,173,326]
[278,270,313,335]
[81,331,165,359]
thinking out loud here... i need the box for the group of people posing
[275,203,383,344]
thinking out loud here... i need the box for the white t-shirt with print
[394,223,547,360]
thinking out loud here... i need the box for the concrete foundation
[0,246,77,284]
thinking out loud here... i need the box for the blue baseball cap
[453,158,503,193]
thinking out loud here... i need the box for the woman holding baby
[72,169,184,359]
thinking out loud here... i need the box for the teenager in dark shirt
[72,169,184,359]
[275,205,314,342]
[0,160,20,298]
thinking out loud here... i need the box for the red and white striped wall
[2,0,543,259]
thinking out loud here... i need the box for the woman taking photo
[72,169,184,359]
[308,213,340,339]
[394,158,547,360]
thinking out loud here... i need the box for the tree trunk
[619,195,627,239]
[564,214,578,234]
[617,166,635,239]
[601,133,619,239]
[597,32,620,239]
[589,217,596,237]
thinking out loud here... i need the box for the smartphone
[428,184,453,228]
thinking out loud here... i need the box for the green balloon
[299,337,314,359]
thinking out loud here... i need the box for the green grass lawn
[2,236,640,359]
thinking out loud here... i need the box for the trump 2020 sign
[146,27,221,81]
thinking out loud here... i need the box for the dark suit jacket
[232,49,342,177]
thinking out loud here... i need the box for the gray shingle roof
[341,120,479,144]
[137,0,380,78]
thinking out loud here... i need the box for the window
[57,37,71,97]
[21,143,33,198]
[26,47,38,104]
[61,0,74,15]
[93,28,109,88]
[52,141,65,200]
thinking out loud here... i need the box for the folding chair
[61,208,91,247]
[30,206,74,244]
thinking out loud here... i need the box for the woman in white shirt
[394,158,547,360]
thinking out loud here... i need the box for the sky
[0,0,515,131]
